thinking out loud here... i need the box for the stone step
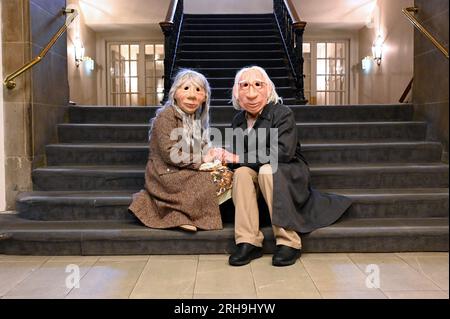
[181,35,282,44]
[180,43,284,51]
[184,13,275,19]
[58,122,428,143]
[181,29,279,37]
[179,50,285,60]
[68,105,415,124]
[183,23,276,31]
[0,214,447,255]
[177,58,286,68]
[210,97,299,106]
[45,142,443,166]
[211,86,295,98]
[16,189,449,221]
[206,76,293,87]
[185,66,289,77]
[183,17,275,24]
[32,163,449,191]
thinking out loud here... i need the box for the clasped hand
[203,148,239,164]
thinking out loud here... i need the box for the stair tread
[71,103,413,109]
[181,50,283,53]
[58,121,427,127]
[1,214,447,235]
[17,188,450,201]
[46,141,442,148]
[34,163,449,172]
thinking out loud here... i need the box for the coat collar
[234,103,274,126]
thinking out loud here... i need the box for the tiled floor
[0,253,448,299]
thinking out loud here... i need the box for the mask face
[175,80,206,114]
[237,69,269,116]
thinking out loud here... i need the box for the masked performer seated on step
[129,69,238,232]
[227,66,353,267]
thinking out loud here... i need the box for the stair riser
[178,59,286,68]
[180,43,283,51]
[45,144,443,166]
[68,105,414,124]
[179,51,285,59]
[184,14,275,18]
[17,194,449,221]
[185,67,289,77]
[184,24,276,31]
[182,30,278,36]
[181,36,281,44]
[33,169,449,191]
[184,18,275,24]
[211,87,295,98]
[1,232,447,255]
[211,98,299,106]
[207,77,292,87]
[58,123,428,143]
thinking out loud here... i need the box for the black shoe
[272,245,302,267]
[229,243,263,266]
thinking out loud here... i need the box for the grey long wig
[149,69,212,150]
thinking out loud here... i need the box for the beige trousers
[232,165,302,249]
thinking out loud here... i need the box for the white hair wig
[231,66,282,110]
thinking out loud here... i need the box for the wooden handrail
[162,0,179,26]
[399,78,414,103]
[284,0,301,25]
[403,7,449,59]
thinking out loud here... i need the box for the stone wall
[0,3,6,211]
[413,0,449,161]
[1,0,69,209]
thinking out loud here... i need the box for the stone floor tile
[251,256,320,298]
[349,253,442,292]
[384,290,449,299]
[396,253,449,290]
[301,254,371,292]
[3,257,98,299]
[130,255,197,299]
[65,259,147,299]
[195,258,256,295]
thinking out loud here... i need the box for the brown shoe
[179,224,198,232]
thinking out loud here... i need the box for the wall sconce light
[372,35,383,66]
[84,57,95,71]
[362,56,372,71]
[74,36,85,67]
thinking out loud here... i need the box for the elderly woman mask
[175,80,207,114]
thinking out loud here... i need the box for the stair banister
[273,0,308,104]
[160,0,184,103]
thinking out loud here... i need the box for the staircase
[176,14,300,105]
[0,14,448,255]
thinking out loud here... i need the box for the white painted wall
[95,29,164,105]
[304,30,360,104]
[184,0,272,14]
[0,4,6,211]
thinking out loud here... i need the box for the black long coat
[229,103,352,233]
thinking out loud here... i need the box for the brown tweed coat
[129,106,223,230]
